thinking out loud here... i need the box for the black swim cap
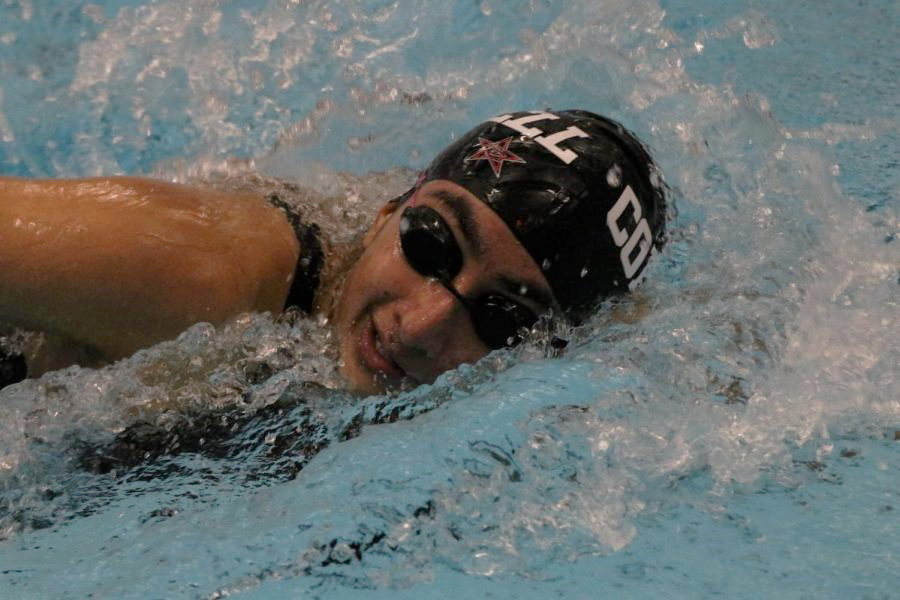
[419,109,666,322]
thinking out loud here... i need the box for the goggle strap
[438,278,472,313]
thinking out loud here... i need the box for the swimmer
[0,110,666,394]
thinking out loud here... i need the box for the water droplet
[541,258,552,271]
[580,267,589,278]
[519,284,529,296]
[606,164,622,187]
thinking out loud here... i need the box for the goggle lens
[400,205,538,349]
[399,207,463,280]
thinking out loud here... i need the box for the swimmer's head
[413,109,666,322]
[335,109,667,394]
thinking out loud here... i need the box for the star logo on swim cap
[464,137,526,177]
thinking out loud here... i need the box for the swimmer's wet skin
[0,176,301,383]
[0,110,665,394]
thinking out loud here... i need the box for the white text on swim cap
[490,113,589,165]
[606,185,652,280]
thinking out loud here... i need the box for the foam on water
[0,0,897,597]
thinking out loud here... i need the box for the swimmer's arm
[0,176,300,362]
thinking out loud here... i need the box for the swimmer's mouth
[359,317,406,381]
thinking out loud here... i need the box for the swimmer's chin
[339,370,420,396]
[337,347,420,395]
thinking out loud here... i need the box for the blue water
[1,0,898,598]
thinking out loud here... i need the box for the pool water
[1,0,897,598]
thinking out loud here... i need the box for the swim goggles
[399,205,540,349]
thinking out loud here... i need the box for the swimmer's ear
[363,190,409,247]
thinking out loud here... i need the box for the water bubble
[606,164,622,188]
[742,16,777,49]
[541,258,552,271]
[580,267,589,278]
[649,167,662,190]
[330,542,355,563]
[82,4,105,24]
[19,0,32,21]
[519,284,529,296]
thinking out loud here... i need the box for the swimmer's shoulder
[106,176,323,315]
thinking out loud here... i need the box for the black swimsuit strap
[267,194,324,314]
[0,347,27,390]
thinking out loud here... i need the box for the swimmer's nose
[392,279,473,360]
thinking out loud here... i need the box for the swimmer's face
[335,179,555,394]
